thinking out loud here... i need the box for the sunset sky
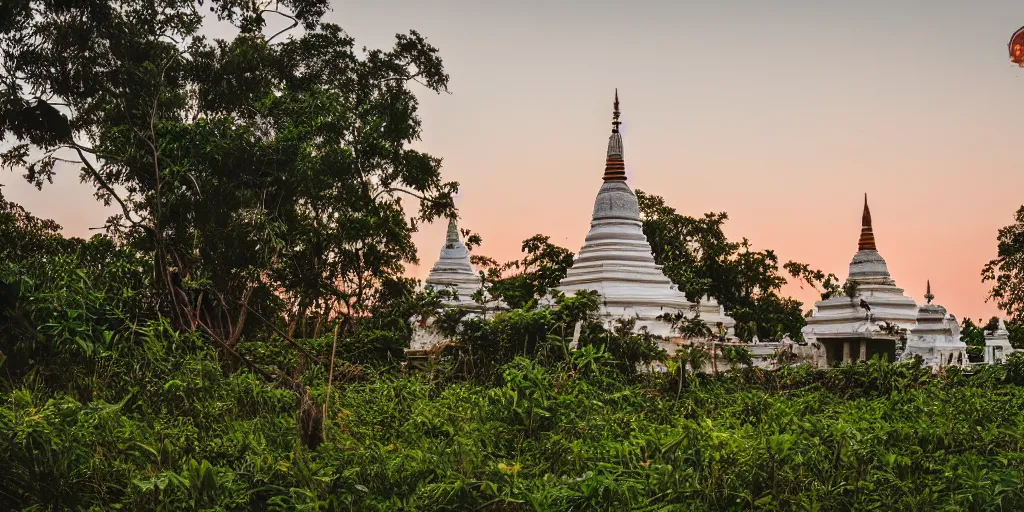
[3,0,1023,320]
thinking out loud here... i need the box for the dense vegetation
[5,1,1024,510]
[7,300,1024,510]
[4,190,1024,510]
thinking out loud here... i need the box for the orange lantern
[1011,26,1024,66]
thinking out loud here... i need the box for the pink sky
[3,0,1023,321]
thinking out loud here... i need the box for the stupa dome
[848,195,894,284]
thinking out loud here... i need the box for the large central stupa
[558,91,734,338]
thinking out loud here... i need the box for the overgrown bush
[7,301,1024,510]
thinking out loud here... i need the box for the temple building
[405,92,1014,373]
[803,196,919,365]
[904,282,968,369]
[557,91,734,339]
[984,318,1016,364]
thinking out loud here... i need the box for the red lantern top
[1011,26,1024,66]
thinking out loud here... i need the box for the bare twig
[196,318,275,381]
[323,323,340,420]
[241,300,324,363]
[226,285,255,348]
[381,70,424,83]
[149,56,176,244]
[372,186,449,206]
[262,9,299,43]
[72,145,149,230]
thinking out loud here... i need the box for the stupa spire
[603,89,626,182]
[858,193,876,251]
[445,217,461,249]
[612,89,621,133]
[925,280,934,304]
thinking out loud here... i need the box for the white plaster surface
[424,217,484,308]
[557,131,734,338]
[803,242,918,364]
[904,303,968,369]
[984,318,1016,364]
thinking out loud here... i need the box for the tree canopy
[983,206,1024,324]
[469,233,575,310]
[459,191,841,343]
[637,190,837,342]
[1,0,457,350]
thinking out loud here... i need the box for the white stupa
[803,196,918,365]
[558,91,734,338]
[408,217,484,354]
[424,217,482,307]
[984,318,1016,364]
[904,282,968,369]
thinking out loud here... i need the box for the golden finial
[603,89,626,182]
[858,194,876,251]
[612,88,621,133]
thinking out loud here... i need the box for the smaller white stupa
[904,281,968,369]
[557,91,734,338]
[984,318,1016,364]
[424,217,483,307]
[803,195,919,365]
[409,217,484,353]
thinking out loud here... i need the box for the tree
[1,0,456,350]
[636,190,831,342]
[1009,323,1024,350]
[0,191,152,392]
[471,234,575,310]
[441,291,604,381]
[0,187,64,266]
[783,261,849,301]
[960,317,990,363]
[721,345,754,371]
[982,206,1024,324]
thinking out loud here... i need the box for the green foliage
[4,211,1024,510]
[786,262,848,301]
[7,319,1024,510]
[637,190,832,342]
[0,190,155,396]
[1,0,456,348]
[982,206,1024,323]
[472,234,576,310]
[1009,321,1024,349]
[961,317,993,363]
[436,291,663,382]
[4,4,1024,510]
[721,345,754,370]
